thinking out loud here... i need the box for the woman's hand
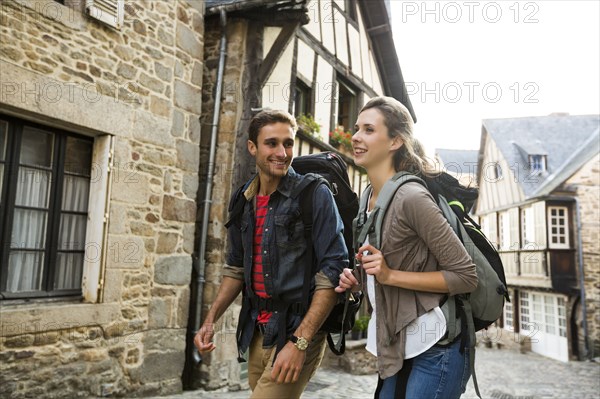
[335,267,361,293]
[358,244,391,285]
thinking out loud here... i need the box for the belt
[249,296,306,314]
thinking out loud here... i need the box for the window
[557,297,567,338]
[521,207,535,248]
[529,154,546,174]
[520,291,531,331]
[548,206,569,249]
[520,291,567,338]
[494,162,503,179]
[293,80,312,118]
[503,294,514,331]
[336,80,358,133]
[498,211,510,250]
[0,116,93,299]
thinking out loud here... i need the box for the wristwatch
[290,335,309,351]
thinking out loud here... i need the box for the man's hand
[193,276,244,354]
[270,341,307,384]
[194,321,216,354]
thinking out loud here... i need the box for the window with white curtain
[0,116,93,299]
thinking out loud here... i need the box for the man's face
[248,122,295,179]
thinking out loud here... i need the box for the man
[194,110,348,398]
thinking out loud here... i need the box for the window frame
[519,291,531,331]
[503,296,514,331]
[0,115,94,300]
[336,79,358,132]
[494,162,503,179]
[547,205,570,249]
[528,154,546,174]
[293,79,313,118]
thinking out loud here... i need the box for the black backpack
[226,152,361,355]
[292,152,362,355]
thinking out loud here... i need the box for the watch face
[296,337,309,350]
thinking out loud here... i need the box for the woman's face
[352,108,401,169]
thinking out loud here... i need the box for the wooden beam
[367,24,391,36]
[258,23,299,89]
[233,21,263,192]
[297,28,378,98]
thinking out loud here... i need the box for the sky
[389,0,600,156]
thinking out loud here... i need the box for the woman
[335,96,478,399]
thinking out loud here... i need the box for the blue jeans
[379,340,471,399]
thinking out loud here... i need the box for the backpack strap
[299,177,350,355]
[438,195,482,398]
[225,180,251,228]
[356,172,426,249]
[299,178,320,311]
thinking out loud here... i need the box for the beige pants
[248,329,327,399]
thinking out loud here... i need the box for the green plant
[297,113,320,138]
[353,315,370,332]
[329,126,353,152]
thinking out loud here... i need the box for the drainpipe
[191,8,228,365]
[573,197,590,359]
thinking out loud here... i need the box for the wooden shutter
[86,0,124,29]
[508,207,520,250]
[532,201,547,249]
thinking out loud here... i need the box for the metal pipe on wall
[190,7,228,365]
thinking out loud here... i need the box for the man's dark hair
[248,109,298,144]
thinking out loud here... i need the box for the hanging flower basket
[329,126,353,153]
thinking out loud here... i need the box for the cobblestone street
[150,345,600,399]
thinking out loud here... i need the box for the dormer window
[494,162,503,179]
[529,154,546,174]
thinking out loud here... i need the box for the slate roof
[435,149,479,173]
[481,115,600,199]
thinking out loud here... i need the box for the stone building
[1,0,204,397]
[0,0,416,396]
[474,115,600,362]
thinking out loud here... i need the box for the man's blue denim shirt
[224,168,348,355]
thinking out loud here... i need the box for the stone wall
[566,153,600,357]
[0,0,204,397]
[191,15,250,391]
